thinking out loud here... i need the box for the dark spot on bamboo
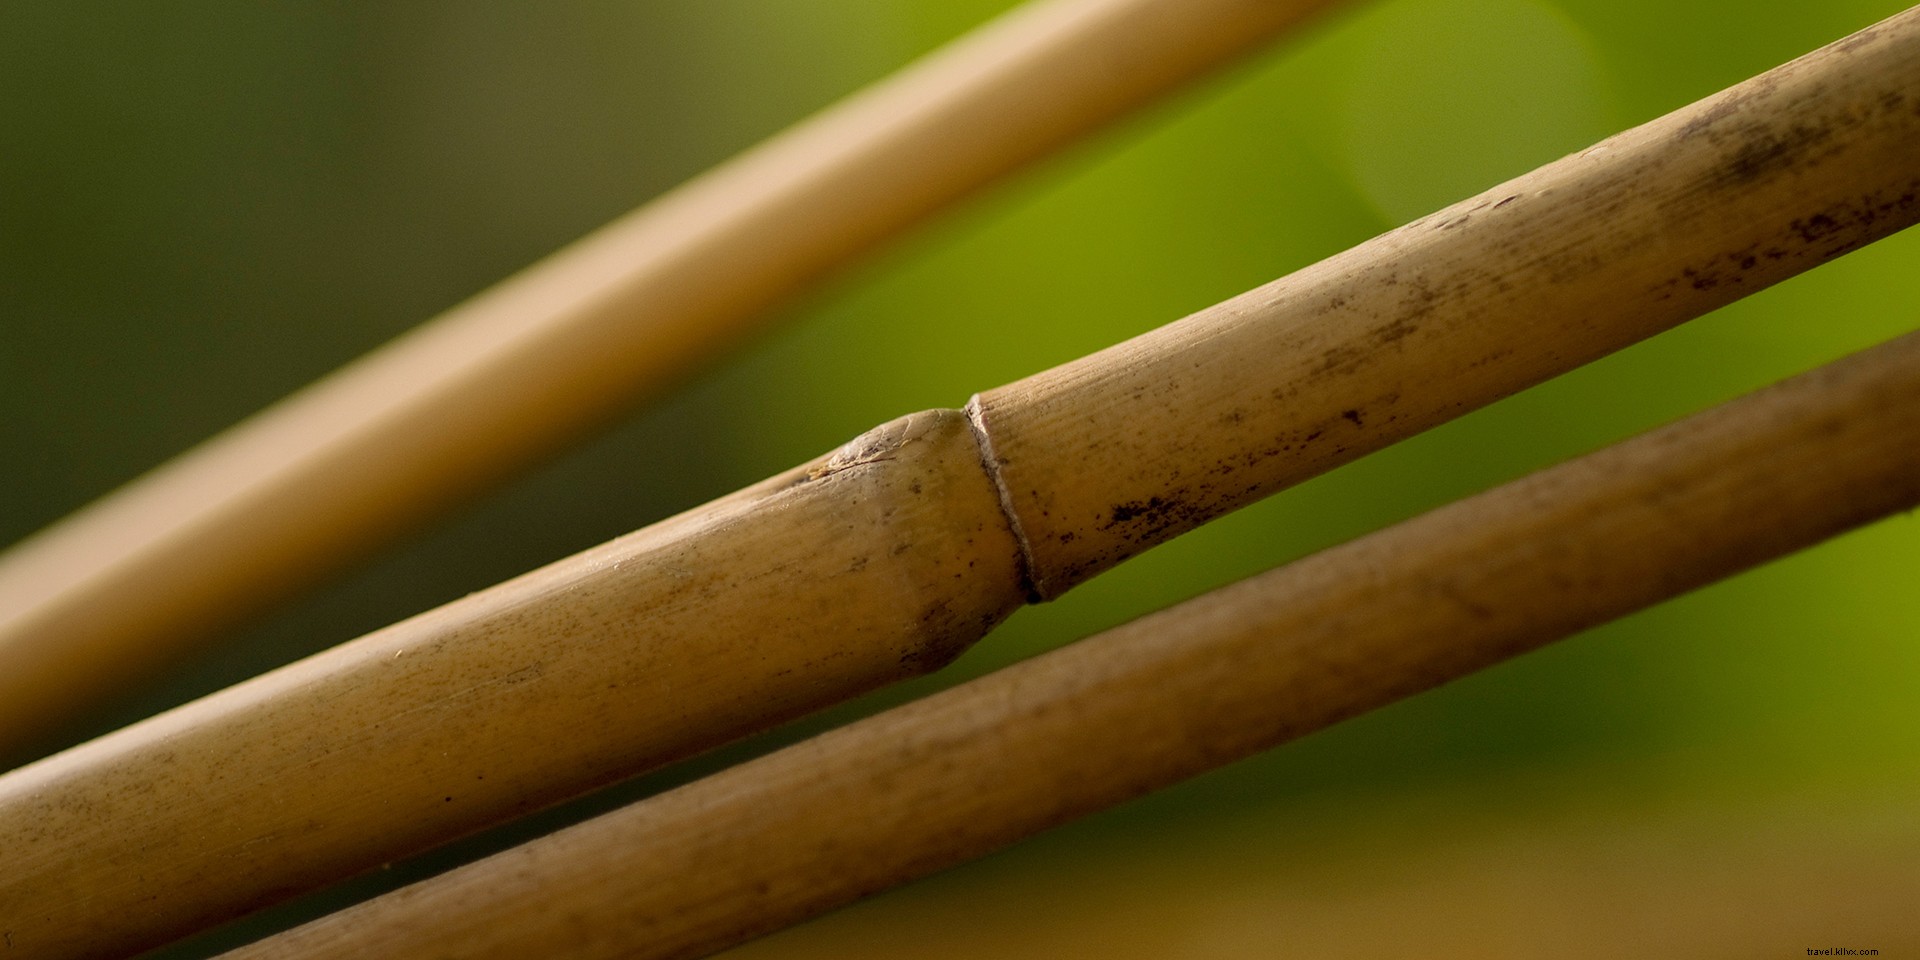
[1661,180,1920,305]
[1097,491,1214,551]
[1312,344,1363,375]
[1109,497,1168,524]
[1342,409,1364,427]
[1373,317,1419,345]
[1683,267,1719,290]
[1793,212,1843,242]
[1714,122,1834,187]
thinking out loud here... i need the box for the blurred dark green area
[2,0,1916,955]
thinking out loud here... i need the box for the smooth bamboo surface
[3,10,1919,959]
[973,4,1920,597]
[0,0,1343,754]
[224,329,1920,960]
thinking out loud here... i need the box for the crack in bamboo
[964,395,1044,603]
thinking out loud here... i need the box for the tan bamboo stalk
[3,9,1918,959]
[0,0,1347,754]
[969,7,1920,597]
[221,328,1920,960]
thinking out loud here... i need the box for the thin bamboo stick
[0,0,1344,754]
[221,328,1920,960]
[2,9,1917,959]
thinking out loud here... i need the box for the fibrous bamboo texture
[226,327,1920,960]
[972,6,1920,597]
[0,0,1342,754]
[4,7,1919,959]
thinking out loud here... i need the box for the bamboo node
[964,395,1042,603]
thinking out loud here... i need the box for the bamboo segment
[222,330,1920,960]
[0,0,1344,753]
[973,6,1920,597]
[0,413,1026,960]
[3,9,1917,959]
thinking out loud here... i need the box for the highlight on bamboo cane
[4,6,1918,958]
[0,0,1349,756]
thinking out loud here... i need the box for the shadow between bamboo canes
[224,329,1920,960]
[0,0,1347,758]
[2,7,1918,960]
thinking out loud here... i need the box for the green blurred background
[3,0,1917,955]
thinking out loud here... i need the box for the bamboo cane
[0,0,1346,754]
[971,9,1920,597]
[220,328,1920,960]
[3,9,1918,959]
